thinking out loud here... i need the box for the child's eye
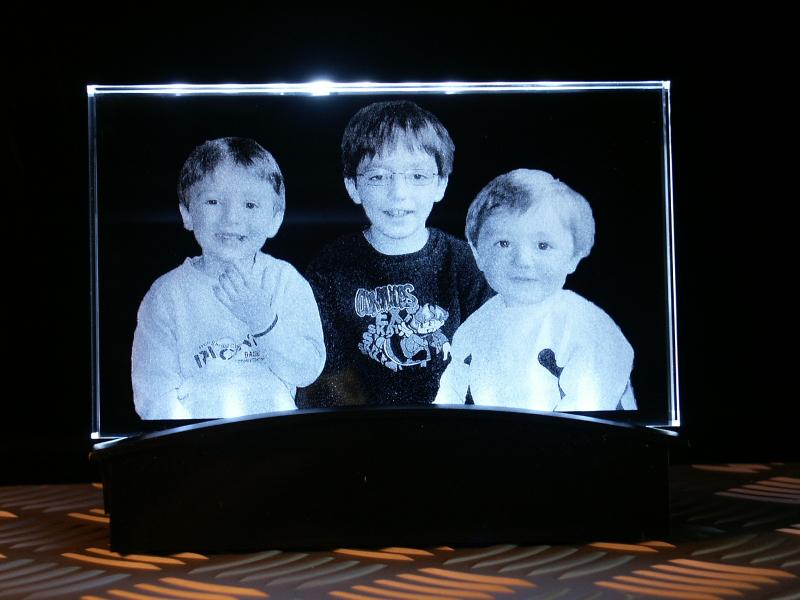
[410,171,431,182]
[205,199,219,206]
[538,242,550,250]
[495,240,511,248]
[245,202,258,209]
[367,173,386,183]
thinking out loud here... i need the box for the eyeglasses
[357,169,439,187]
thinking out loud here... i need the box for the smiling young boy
[132,137,325,419]
[298,100,492,406]
[435,169,636,411]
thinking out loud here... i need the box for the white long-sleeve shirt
[132,252,325,419]
[435,290,636,411]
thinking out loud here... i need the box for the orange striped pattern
[98,578,269,600]
[596,581,722,599]
[135,584,237,600]
[173,552,210,560]
[160,577,268,597]
[654,565,780,583]
[107,592,163,600]
[632,570,758,590]
[380,547,435,556]
[68,511,111,524]
[351,585,471,600]
[715,475,800,504]
[419,568,535,587]
[334,549,415,561]
[613,575,744,597]
[398,573,515,593]
[589,542,659,553]
[61,552,161,571]
[86,547,187,565]
[329,567,536,599]
[642,541,678,548]
[597,557,797,599]
[772,476,800,484]
[372,579,494,599]
[670,559,797,578]
[330,592,391,600]
[2,467,799,600]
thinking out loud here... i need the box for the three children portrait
[131,100,637,420]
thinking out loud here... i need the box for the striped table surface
[0,464,797,600]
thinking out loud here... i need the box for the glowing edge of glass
[662,81,680,428]
[88,92,102,438]
[88,81,667,95]
[87,80,680,435]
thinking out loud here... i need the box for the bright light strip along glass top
[87,81,668,96]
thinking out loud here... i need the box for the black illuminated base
[91,406,676,554]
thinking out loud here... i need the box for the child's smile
[383,208,414,217]
[215,233,248,244]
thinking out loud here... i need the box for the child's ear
[344,178,362,205]
[468,240,485,272]
[266,209,284,239]
[433,175,449,203]
[567,253,582,274]
[178,203,194,231]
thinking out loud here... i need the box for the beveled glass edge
[86,80,678,436]
[661,83,680,428]
[88,93,101,436]
[87,80,668,96]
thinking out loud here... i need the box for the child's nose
[513,244,537,267]
[222,202,243,224]
[386,174,412,201]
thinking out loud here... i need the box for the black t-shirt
[297,228,493,406]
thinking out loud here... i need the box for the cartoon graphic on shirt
[355,284,451,371]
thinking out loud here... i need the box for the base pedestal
[92,406,675,553]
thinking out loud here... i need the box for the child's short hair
[341,100,455,180]
[177,137,285,214]
[466,169,595,259]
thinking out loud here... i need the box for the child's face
[345,143,448,251]
[472,201,581,306]
[179,161,282,265]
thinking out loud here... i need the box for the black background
[6,13,791,483]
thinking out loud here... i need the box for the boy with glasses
[297,101,491,407]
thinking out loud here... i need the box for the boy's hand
[213,264,276,333]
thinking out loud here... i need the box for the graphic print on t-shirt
[192,331,268,370]
[354,283,451,371]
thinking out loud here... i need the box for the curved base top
[93,406,674,553]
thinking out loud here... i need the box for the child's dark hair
[466,169,595,259]
[341,100,455,180]
[177,137,285,213]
